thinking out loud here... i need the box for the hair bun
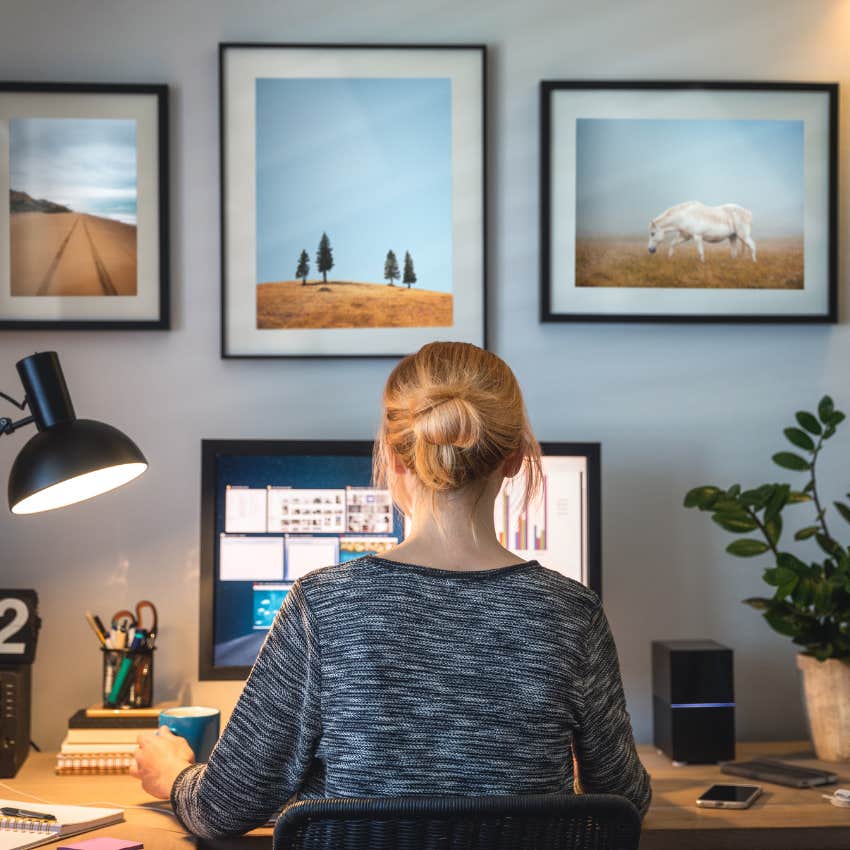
[375,341,542,506]
[412,388,483,450]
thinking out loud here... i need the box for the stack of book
[56,703,174,775]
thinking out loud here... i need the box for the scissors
[110,599,158,648]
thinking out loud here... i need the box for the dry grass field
[576,237,803,289]
[11,211,137,296]
[257,280,453,329]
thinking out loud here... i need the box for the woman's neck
[386,489,526,572]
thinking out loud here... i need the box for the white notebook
[0,800,123,850]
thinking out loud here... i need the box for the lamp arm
[0,391,27,411]
[0,392,33,436]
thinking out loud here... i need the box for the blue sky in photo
[10,118,138,225]
[575,118,804,238]
[256,77,453,292]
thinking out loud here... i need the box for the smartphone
[696,784,762,809]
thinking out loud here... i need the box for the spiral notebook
[0,800,123,850]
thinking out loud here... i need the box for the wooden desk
[0,753,272,849]
[639,740,850,849]
[3,742,849,849]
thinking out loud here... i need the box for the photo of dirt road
[11,209,137,296]
[9,115,139,298]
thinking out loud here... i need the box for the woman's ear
[391,450,408,476]
[502,450,523,479]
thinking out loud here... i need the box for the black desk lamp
[0,351,147,514]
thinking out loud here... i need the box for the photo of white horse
[647,201,756,262]
[575,118,803,290]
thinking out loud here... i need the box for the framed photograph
[220,43,486,357]
[0,83,169,329]
[541,81,837,323]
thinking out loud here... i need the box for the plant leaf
[777,578,798,598]
[727,538,770,557]
[816,533,842,558]
[711,499,746,513]
[712,513,758,533]
[826,411,846,428]
[796,411,822,435]
[765,514,783,546]
[772,452,810,471]
[683,486,721,509]
[818,396,835,423]
[787,491,812,504]
[764,610,797,637]
[783,427,815,452]
[777,552,808,573]
[834,501,850,525]
[764,484,790,523]
[794,525,819,541]
[743,597,772,610]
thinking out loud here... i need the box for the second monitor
[200,440,600,679]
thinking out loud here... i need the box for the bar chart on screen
[494,455,587,584]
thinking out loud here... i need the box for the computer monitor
[199,439,600,680]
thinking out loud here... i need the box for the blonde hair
[374,341,542,516]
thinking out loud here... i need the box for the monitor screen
[199,440,600,679]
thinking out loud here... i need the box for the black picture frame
[219,43,487,358]
[198,439,601,681]
[0,82,169,330]
[540,81,838,324]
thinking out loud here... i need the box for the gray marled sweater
[172,556,651,837]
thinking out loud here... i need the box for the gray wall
[1,0,848,749]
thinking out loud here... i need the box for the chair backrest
[274,793,641,850]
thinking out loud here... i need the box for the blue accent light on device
[670,702,736,709]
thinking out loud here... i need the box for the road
[10,211,137,296]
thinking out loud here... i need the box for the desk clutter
[56,705,175,776]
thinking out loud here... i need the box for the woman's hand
[130,726,195,799]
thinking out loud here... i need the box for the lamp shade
[8,419,147,515]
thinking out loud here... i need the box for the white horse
[647,201,756,262]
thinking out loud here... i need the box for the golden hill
[257,280,453,329]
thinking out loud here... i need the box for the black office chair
[273,793,641,850]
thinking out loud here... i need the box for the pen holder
[101,647,154,708]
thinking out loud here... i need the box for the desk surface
[2,742,848,850]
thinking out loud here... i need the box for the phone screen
[699,784,760,802]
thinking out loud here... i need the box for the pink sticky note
[59,839,143,850]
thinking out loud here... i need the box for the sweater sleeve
[572,601,652,819]
[171,580,322,838]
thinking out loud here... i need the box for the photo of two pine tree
[256,231,453,330]
[255,77,454,331]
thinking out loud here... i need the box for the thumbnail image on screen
[212,451,404,668]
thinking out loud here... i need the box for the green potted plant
[684,396,850,762]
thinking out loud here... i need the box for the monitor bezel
[199,438,601,680]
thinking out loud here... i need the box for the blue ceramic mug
[158,706,220,762]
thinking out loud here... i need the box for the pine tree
[316,232,334,284]
[384,249,400,286]
[403,251,417,290]
[295,249,310,286]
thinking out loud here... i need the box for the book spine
[55,752,136,774]
[0,816,60,834]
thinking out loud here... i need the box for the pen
[108,655,134,705]
[93,614,108,640]
[0,808,56,822]
[84,612,107,647]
